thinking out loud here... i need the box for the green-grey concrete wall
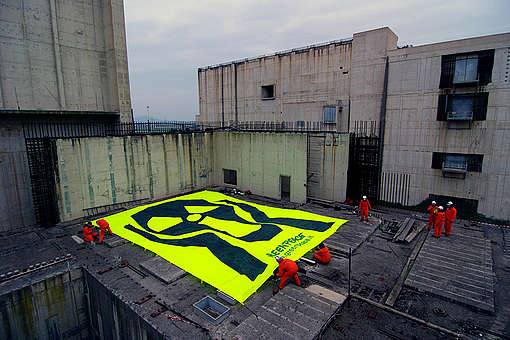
[0,126,35,231]
[55,131,309,221]
[56,133,213,221]
[307,133,349,202]
[213,132,307,203]
[0,269,89,340]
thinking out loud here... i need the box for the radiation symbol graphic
[95,191,347,303]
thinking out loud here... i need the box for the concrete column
[49,0,66,109]
[0,51,4,107]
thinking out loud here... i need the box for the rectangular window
[280,175,290,201]
[467,154,484,172]
[437,93,488,121]
[453,56,478,84]
[323,106,336,123]
[261,85,275,99]
[296,120,305,128]
[443,154,467,172]
[439,50,494,88]
[449,96,474,120]
[431,153,483,173]
[223,169,237,185]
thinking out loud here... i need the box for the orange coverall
[314,247,331,264]
[276,259,301,289]
[83,225,98,242]
[96,219,112,243]
[434,211,445,238]
[427,205,436,229]
[445,207,457,236]
[359,199,371,221]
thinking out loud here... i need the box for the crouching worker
[314,243,331,264]
[83,222,98,242]
[96,219,112,243]
[275,256,301,290]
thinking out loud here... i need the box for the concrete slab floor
[0,193,509,339]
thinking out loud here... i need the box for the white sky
[124,0,510,121]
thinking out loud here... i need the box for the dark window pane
[444,154,467,170]
[473,93,489,121]
[450,96,474,120]
[467,155,484,172]
[223,169,237,185]
[454,56,478,83]
[454,58,467,83]
[324,106,336,123]
[431,152,444,169]
[437,95,447,121]
[261,85,275,99]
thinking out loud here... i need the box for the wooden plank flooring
[405,227,495,312]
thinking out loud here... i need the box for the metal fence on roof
[21,120,341,139]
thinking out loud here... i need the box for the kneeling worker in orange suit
[314,243,331,264]
[275,256,301,290]
[96,219,112,243]
[427,200,437,229]
[83,222,98,242]
[359,195,371,222]
[445,201,457,236]
[434,206,445,238]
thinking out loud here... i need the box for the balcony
[442,156,467,179]
[447,110,473,129]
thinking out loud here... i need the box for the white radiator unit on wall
[380,172,411,206]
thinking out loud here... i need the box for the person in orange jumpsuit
[445,201,457,236]
[314,243,331,264]
[427,200,437,229]
[83,222,98,242]
[434,206,445,238]
[96,219,112,243]
[359,195,371,222]
[275,256,301,290]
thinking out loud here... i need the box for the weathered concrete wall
[0,125,35,231]
[0,0,132,122]
[85,271,165,340]
[350,27,397,127]
[198,40,352,130]
[0,269,89,340]
[307,133,349,202]
[383,33,510,220]
[197,27,398,133]
[213,132,307,203]
[56,133,214,221]
[0,268,166,340]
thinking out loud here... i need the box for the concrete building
[0,0,132,122]
[0,0,133,231]
[197,28,510,221]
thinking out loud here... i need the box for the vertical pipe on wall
[234,63,238,124]
[377,57,389,200]
[221,67,225,127]
[49,0,66,109]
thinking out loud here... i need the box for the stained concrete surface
[139,256,186,285]
[103,234,128,248]
[232,285,345,340]
[322,296,457,339]
[1,194,509,339]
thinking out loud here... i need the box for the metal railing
[199,120,339,132]
[447,111,473,121]
[22,120,347,139]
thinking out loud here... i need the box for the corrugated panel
[307,135,325,198]
[380,172,410,206]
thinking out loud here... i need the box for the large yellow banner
[93,191,347,303]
